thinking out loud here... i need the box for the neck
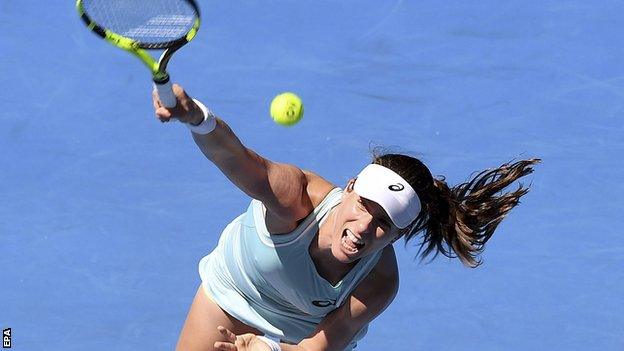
[309,207,356,285]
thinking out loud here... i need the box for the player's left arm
[214,245,399,351]
[296,245,399,351]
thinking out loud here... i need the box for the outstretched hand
[152,84,204,125]
[213,326,272,351]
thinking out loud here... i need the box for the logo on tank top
[312,299,336,308]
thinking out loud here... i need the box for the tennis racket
[76,0,200,107]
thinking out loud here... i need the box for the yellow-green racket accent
[76,0,200,106]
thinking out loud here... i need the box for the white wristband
[257,336,281,351]
[186,99,217,135]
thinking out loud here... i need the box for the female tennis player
[153,85,540,351]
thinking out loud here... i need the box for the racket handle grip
[154,80,177,108]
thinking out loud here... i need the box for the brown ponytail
[373,153,540,268]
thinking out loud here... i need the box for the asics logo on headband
[388,183,405,191]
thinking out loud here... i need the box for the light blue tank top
[199,188,382,350]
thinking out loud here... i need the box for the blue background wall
[1,1,622,350]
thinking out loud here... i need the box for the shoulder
[343,245,399,332]
[264,168,337,234]
[374,245,399,279]
[331,246,400,328]
[303,170,338,207]
[358,245,399,298]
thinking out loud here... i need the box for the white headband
[353,164,421,229]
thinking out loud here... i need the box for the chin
[331,243,360,263]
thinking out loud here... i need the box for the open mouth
[341,229,365,254]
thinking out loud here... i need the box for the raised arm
[153,85,314,226]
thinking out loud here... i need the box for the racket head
[76,0,200,50]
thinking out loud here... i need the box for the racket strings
[82,0,197,44]
[125,16,193,41]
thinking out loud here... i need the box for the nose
[356,211,375,234]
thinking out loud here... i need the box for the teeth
[341,235,358,253]
[346,230,364,245]
[341,230,364,254]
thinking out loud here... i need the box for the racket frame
[76,0,200,84]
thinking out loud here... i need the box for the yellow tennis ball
[270,92,304,126]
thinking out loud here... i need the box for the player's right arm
[153,85,324,229]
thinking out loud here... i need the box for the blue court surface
[1,1,623,350]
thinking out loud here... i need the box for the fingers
[217,326,237,343]
[214,341,237,351]
[214,326,238,351]
[152,89,161,110]
[152,83,192,123]
[155,106,173,123]
[172,83,188,101]
[152,88,177,123]
[152,89,170,122]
